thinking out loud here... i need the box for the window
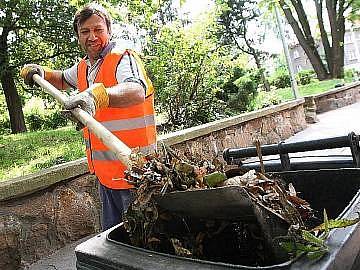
[345,50,357,61]
[293,50,300,59]
[354,28,360,40]
[344,33,353,43]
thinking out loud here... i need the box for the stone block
[0,215,21,270]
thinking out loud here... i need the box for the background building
[289,25,360,74]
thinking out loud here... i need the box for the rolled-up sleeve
[63,64,78,89]
[116,51,147,94]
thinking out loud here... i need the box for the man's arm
[45,70,72,90]
[20,64,72,90]
[107,82,145,107]
[64,50,149,113]
[105,50,149,107]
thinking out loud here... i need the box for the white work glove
[63,83,110,130]
[20,64,44,87]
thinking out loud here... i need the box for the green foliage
[0,127,84,181]
[26,113,44,132]
[216,0,270,90]
[278,209,360,261]
[44,110,68,129]
[25,110,68,132]
[251,90,281,110]
[1,0,80,76]
[269,68,291,89]
[0,0,81,133]
[216,0,262,52]
[0,93,10,134]
[296,70,316,85]
[219,67,261,112]
[344,68,356,80]
[23,97,68,131]
[146,15,227,130]
[347,0,360,22]
[0,116,11,135]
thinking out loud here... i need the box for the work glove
[20,64,44,87]
[63,83,110,129]
[60,110,85,131]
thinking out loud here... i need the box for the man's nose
[88,30,97,40]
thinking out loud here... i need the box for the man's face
[77,14,110,63]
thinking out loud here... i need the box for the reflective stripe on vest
[100,114,155,131]
[77,49,156,189]
[92,143,157,161]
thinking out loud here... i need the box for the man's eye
[80,30,89,35]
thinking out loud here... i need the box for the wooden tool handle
[33,74,132,168]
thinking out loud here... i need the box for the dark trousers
[98,183,133,231]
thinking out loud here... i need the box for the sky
[180,0,283,54]
[114,0,284,55]
[180,0,215,19]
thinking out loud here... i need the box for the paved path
[288,101,360,142]
[284,101,360,161]
[27,102,360,270]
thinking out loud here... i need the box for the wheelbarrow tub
[75,167,360,270]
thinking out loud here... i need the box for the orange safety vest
[77,49,156,189]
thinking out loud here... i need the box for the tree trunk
[0,69,27,133]
[0,23,26,133]
[326,0,345,78]
[253,53,270,91]
[314,0,333,74]
[242,27,271,92]
[279,0,331,80]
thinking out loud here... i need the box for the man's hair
[73,2,112,36]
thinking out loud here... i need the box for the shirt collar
[84,41,116,66]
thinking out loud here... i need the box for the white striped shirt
[63,41,147,92]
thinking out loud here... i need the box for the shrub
[25,113,45,131]
[344,68,355,80]
[220,67,261,113]
[0,115,11,135]
[23,97,68,131]
[43,110,68,130]
[296,70,315,85]
[26,110,69,131]
[251,90,281,110]
[229,75,258,111]
[269,68,291,89]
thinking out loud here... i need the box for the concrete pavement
[26,102,360,270]
[288,101,360,142]
[27,235,94,270]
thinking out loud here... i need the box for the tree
[0,0,78,133]
[219,67,261,112]
[146,17,228,130]
[273,0,359,79]
[216,0,270,91]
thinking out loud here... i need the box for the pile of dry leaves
[122,145,322,264]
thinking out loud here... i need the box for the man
[20,2,157,231]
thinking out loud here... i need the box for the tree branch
[289,0,313,42]
[314,0,332,73]
[9,49,77,70]
[344,0,354,11]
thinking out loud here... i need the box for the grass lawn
[0,78,358,181]
[275,78,353,102]
[0,126,84,181]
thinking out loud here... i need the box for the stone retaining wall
[305,82,360,115]
[0,99,306,270]
[0,81,359,270]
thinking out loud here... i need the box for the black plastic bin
[75,167,360,270]
[75,134,360,269]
